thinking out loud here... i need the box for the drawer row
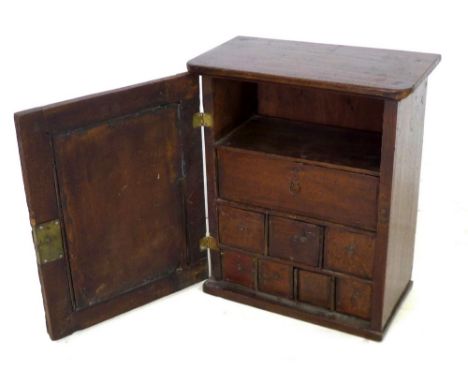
[218,204,376,280]
[222,250,373,320]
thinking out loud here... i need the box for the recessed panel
[54,106,185,309]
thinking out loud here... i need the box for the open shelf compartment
[216,115,382,176]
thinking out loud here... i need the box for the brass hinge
[32,219,64,264]
[192,112,213,128]
[199,235,219,252]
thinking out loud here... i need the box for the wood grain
[324,227,375,279]
[15,73,207,339]
[336,277,373,320]
[218,115,382,175]
[269,216,322,267]
[297,270,333,309]
[217,148,379,230]
[54,106,185,309]
[258,259,293,299]
[382,82,428,325]
[258,83,384,132]
[188,36,440,99]
[218,204,265,254]
[222,250,256,289]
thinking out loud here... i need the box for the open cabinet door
[15,73,207,339]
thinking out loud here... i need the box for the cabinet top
[187,36,440,99]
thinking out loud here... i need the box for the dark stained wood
[258,83,384,132]
[217,198,376,235]
[297,270,332,309]
[258,259,293,298]
[222,250,256,289]
[370,100,398,331]
[201,77,222,280]
[198,38,439,340]
[54,106,185,309]
[29,255,206,340]
[218,204,265,254]
[207,77,257,141]
[269,216,322,267]
[179,93,206,266]
[218,115,382,175]
[15,109,58,225]
[15,73,207,339]
[202,76,257,279]
[187,36,441,100]
[204,279,383,341]
[336,277,373,320]
[324,227,375,279]
[380,81,428,326]
[217,148,379,230]
[16,37,440,341]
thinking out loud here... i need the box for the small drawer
[269,216,322,266]
[297,270,332,309]
[217,148,378,230]
[222,250,256,289]
[336,277,372,320]
[324,227,375,279]
[218,204,265,254]
[258,259,293,298]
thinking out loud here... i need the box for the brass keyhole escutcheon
[289,179,301,194]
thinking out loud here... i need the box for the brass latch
[192,112,213,128]
[199,235,219,252]
[32,219,64,264]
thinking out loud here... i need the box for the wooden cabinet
[14,36,440,340]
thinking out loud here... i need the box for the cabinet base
[203,279,413,341]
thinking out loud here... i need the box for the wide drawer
[217,148,379,230]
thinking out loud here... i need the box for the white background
[1,1,467,381]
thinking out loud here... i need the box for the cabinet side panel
[382,81,428,325]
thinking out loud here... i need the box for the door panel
[15,73,206,339]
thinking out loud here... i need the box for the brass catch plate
[199,235,219,252]
[32,219,64,264]
[192,112,213,128]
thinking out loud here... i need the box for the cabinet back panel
[258,83,384,132]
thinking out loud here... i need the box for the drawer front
[218,204,265,253]
[258,259,293,298]
[269,216,322,266]
[324,227,375,279]
[297,270,332,309]
[336,277,372,320]
[218,148,378,230]
[222,250,256,289]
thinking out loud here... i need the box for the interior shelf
[216,116,382,175]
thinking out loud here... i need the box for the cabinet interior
[211,78,384,176]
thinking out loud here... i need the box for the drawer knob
[289,179,301,194]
